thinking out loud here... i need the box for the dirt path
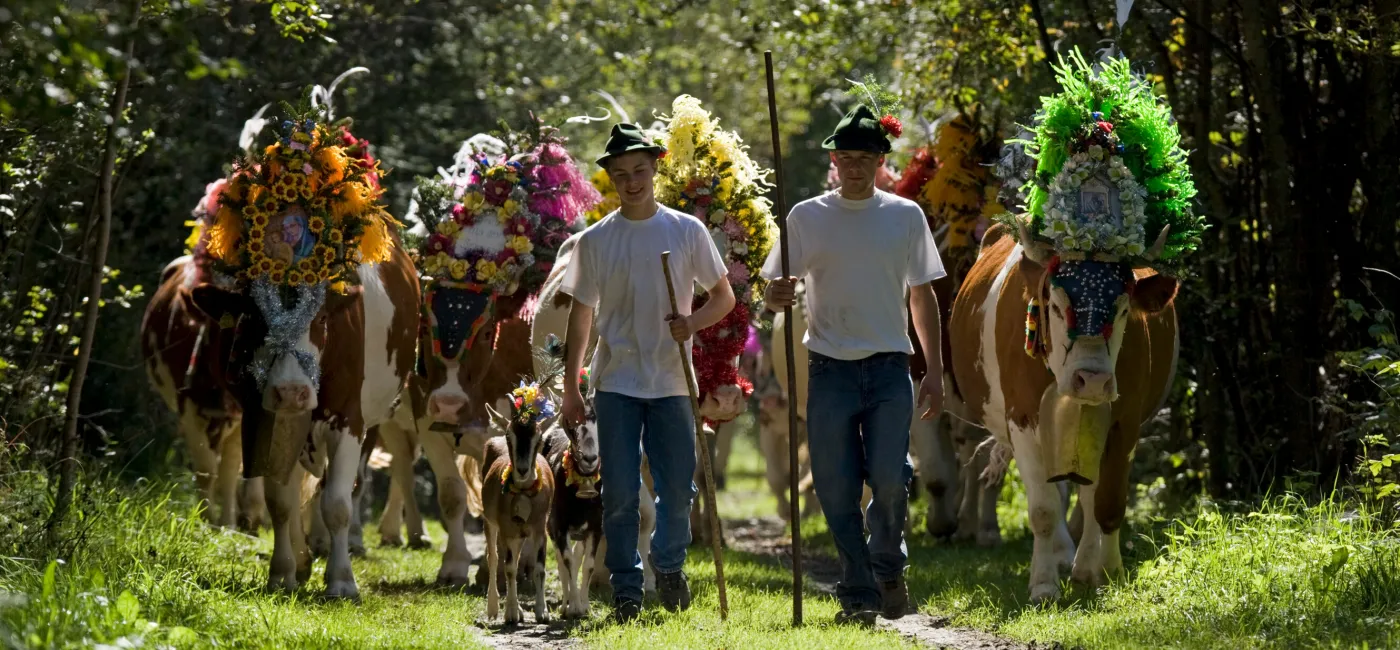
[466,515,1044,650]
[724,516,1044,650]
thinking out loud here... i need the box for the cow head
[191,280,361,414]
[485,391,558,491]
[1019,223,1178,405]
[563,393,600,499]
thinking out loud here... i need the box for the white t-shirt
[561,204,729,399]
[761,189,945,361]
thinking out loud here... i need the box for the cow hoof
[977,529,1003,548]
[436,567,472,587]
[324,580,360,601]
[380,534,404,548]
[535,608,551,624]
[349,542,367,557]
[310,540,331,558]
[1071,565,1106,588]
[267,574,300,594]
[925,517,957,540]
[504,604,524,626]
[1029,583,1060,605]
[407,534,434,550]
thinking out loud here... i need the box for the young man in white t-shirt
[560,123,736,623]
[763,104,945,627]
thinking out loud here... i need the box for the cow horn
[1144,225,1171,261]
[1018,219,1052,265]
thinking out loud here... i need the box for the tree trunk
[46,16,138,543]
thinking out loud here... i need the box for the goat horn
[1144,225,1171,261]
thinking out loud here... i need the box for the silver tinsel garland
[248,278,327,392]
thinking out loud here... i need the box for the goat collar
[563,449,601,492]
[498,463,545,497]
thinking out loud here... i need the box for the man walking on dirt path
[560,123,736,624]
[762,104,945,627]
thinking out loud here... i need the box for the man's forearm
[910,283,942,375]
[690,280,737,331]
[565,302,594,390]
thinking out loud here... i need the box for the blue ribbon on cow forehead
[1049,260,1130,340]
[249,278,326,392]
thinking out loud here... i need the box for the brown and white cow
[143,254,267,530]
[190,238,420,599]
[949,222,1178,602]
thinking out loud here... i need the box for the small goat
[545,374,602,619]
[480,384,557,626]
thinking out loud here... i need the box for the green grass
[3,427,1400,649]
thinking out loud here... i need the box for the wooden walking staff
[659,250,729,621]
[764,49,803,627]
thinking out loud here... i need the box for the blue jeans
[807,351,914,609]
[596,391,697,604]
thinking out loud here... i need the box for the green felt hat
[596,123,666,166]
[822,104,892,154]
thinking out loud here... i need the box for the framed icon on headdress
[1075,175,1122,226]
[268,206,316,265]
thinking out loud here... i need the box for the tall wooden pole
[764,49,803,627]
[659,251,728,620]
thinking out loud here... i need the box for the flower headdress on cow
[651,95,779,424]
[1006,51,1205,356]
[1010,50,1205,273]
[205,102,393,290]
[408,117,597,364]
[893,114,1006,265]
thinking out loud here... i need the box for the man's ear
[189,283,252,327]
[1131,274,1179,313]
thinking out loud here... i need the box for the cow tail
[977,436,1012,487]
[460,454,485,518]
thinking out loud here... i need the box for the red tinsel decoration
[692,297,754,426]
[893,148,939,203]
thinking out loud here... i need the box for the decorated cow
[188,95,419,599]
[377,120,596,585]
[949,51,1205,603]
[143,178,268,530]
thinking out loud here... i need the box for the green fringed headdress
[1012,49,1206,274]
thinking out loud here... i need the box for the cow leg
[504,537,525,625]
[181,409,221,524]
[976,461,1004,548]
[380,475,406,547]
[533,533,550,623]
[308,479,330,558]
[638,482,657,594]
[347,444,371,557]
[953,432,982,543]
[759,415,792,520]
[1090,422,1134,581]
[1070,483,1107,587]
[214,426,242,528]
[239,476,269,532]
[591,536,610,591]
[909,394,958,539]
[485,522,500,622]
[423,431,472,585]
[1008,421,1074,604]
[265,464,308,593]
[320,428,361,600]
[715,417,738,490]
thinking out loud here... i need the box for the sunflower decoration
[1008,50,1206,274]
[583,168,620,225]
[205,104,395,289]
[893,115,1004,266]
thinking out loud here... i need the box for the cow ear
[189,283,251,326]
[325,285,364,316]
[1016,253,1047,299]
[1131,274,1179,313]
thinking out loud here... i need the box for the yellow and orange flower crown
[206,112,396,288]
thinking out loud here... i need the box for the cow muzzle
[268,382,316,412]
[1068,370,1117,404]
[427,392,467,424]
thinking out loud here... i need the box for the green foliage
[1338,295,1400,507]
[1016,49,1205,272]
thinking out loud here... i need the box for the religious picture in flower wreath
[651,95,780,425]
[203,99,395,290]
[405,117,599,364]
